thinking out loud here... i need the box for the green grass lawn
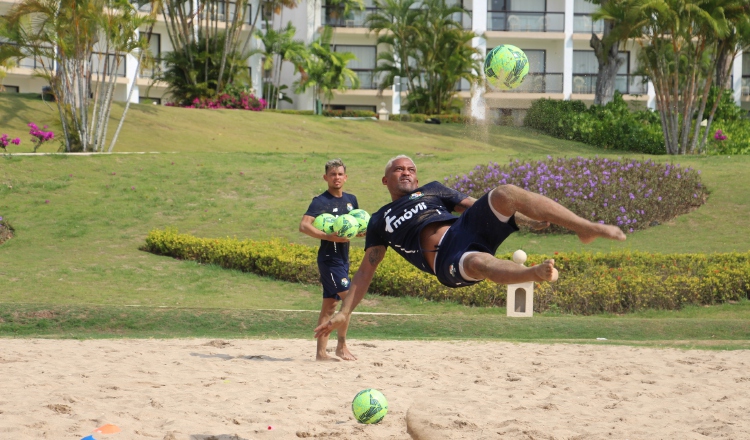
[1,93,749,347]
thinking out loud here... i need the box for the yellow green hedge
[142,228,750,315]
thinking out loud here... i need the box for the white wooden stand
[506,250,534,317]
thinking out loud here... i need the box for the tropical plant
[0,0,155,152]
[606,0,750,154]
[295,26,360,113]
[140,0,301,101]
[589,0,641,106]
[252,21,307,110]
[366,0,480,115]
[159,33,251,106]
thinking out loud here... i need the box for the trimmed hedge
[524,93,666,155]
[389,113,469,124]
[143,228,750,315]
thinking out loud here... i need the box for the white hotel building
[2,0,749,123]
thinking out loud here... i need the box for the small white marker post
[506,249,534,317]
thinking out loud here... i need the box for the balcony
[573,13,603,33]
[495,72,563,93]
[90,52,127,77]
[323,6,379,28]
[129,1,252,25]
[572,73,648,95]
[344,70,379,89]
[140,58,166,79]
[487,12,564,32]
[0,42,54,70]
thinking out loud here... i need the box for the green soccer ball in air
[484,44,529,90]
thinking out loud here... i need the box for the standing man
[315,155,626,340]
[300,159,359,361]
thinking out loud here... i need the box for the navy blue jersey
[304,191,359,262]
[365,181,469,273]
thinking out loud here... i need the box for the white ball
[512,249,527,265]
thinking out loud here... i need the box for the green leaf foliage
[143,229,750,315]
[524,94,665,154]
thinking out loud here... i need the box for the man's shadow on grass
[190,353,293,362]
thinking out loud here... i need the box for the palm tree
[365,0,421,97]
[252,21,307,109]
[606,0,749,154]
[0,0,154,152]
[295,26,360,113]
[589,0,644,105]
[367,0,479,114]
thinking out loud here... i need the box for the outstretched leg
[490,185,626,243]
[462,252,558,285]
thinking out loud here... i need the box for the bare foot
[577,222,626,244]
[336,345,357,361]
[533,259,558,282]
[316,353,340,362]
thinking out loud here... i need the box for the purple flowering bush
[446,156,708,234]
[167,85,267,111]
[0,134,22,152]
[28,123,55,152]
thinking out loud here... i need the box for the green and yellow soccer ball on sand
[484,44,529,90]
[352,389,388,424]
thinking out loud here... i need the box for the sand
[0,338,749,439]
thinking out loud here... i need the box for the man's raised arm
[313,245,386,339]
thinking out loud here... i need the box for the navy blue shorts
[318,261,351,300]
[433,192,519,288]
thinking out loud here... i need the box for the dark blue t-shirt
[365,181,469,273]
[304,191,359,263]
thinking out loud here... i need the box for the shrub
[142,229,750,315]
[266,109,316,116]
[322,109,377,118]
[445,157,708,234]
[706,120,750,155]
[388,113,469,123]
[524,94,665,155]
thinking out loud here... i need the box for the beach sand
[0,338,748,439]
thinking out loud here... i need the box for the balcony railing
[488,11,564,32]
[572,73,648,95]
[0,42,54,70]
[323,6,471,29]
[323,6,379,27]
[495,72,564,93]
[129,1,251,24]
[345,69,379,89]
[140,58,166,79]
[573,13,603,33]
[202,2,253,25]
[90,52,127,77]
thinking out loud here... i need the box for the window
[139,96,161,105]
[573,50,631,94]
[574,0,597,13]
[333,45,377,89]
[573,51,628,74]
[1,85,20,93]
[140,33,162,79]
[488,0,545,12]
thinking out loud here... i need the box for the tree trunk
[590,17,623,106]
